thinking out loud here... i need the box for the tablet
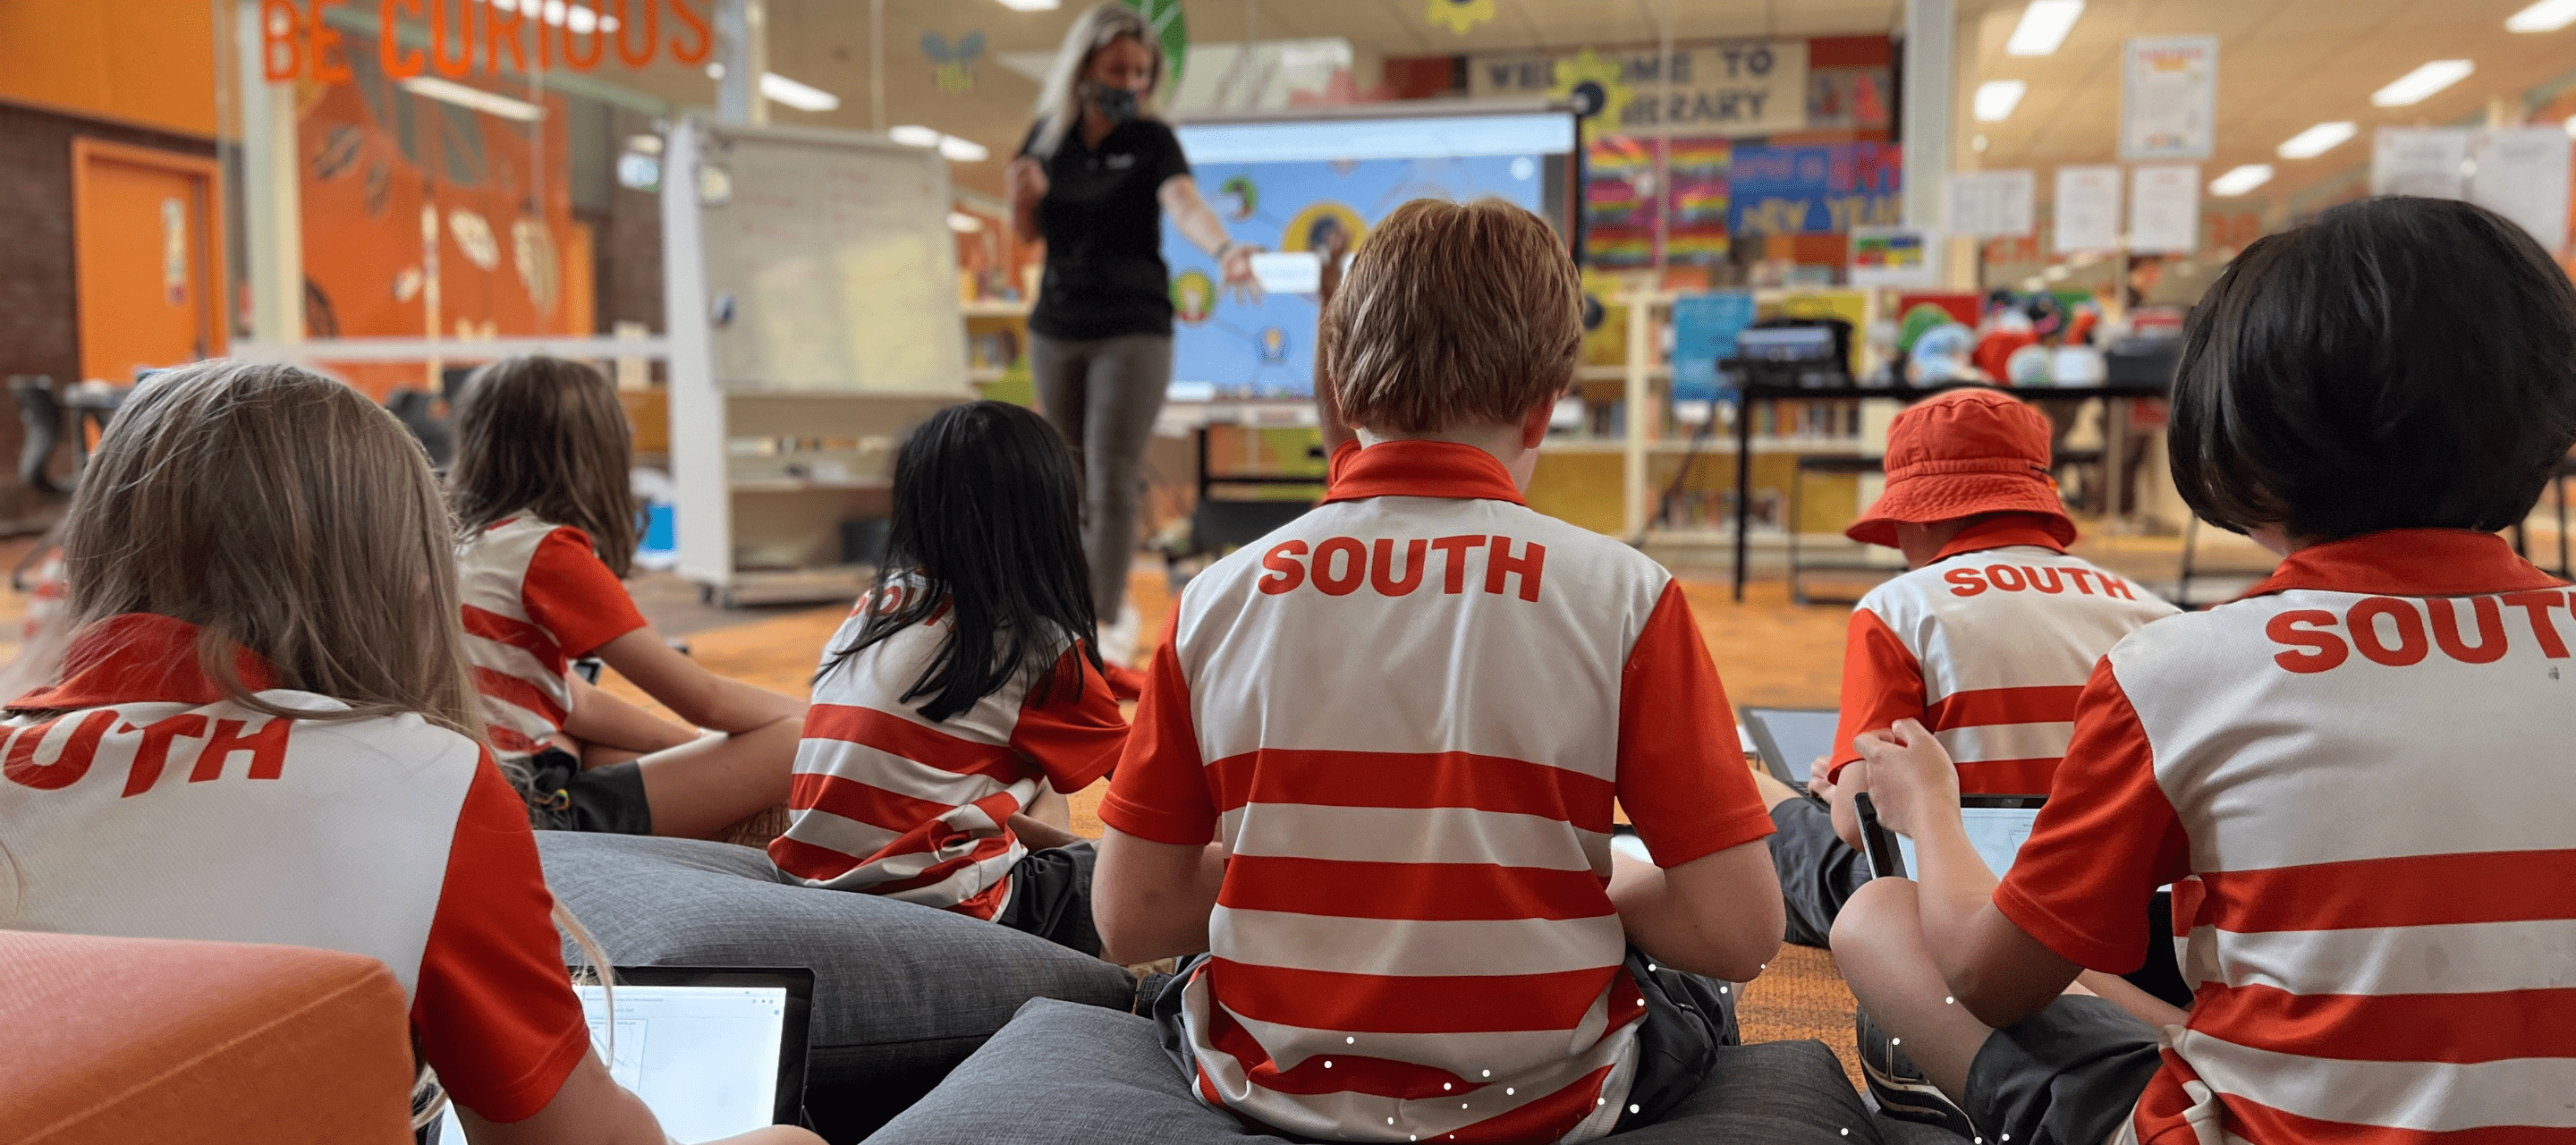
[433,966,813,1142]
[1891,794,2046,881]
[1742,708,1841,785]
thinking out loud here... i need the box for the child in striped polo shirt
[1755,388,2177,954]
[1833,196,2576,1143]
[1088,199,1793,1142]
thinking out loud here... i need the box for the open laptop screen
[1894,797,2045,881]
[436,970,808,1142]
[1742,708,1841,784]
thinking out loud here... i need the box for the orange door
[72,140,225,382]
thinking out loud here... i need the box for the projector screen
[1164,107,1579,400]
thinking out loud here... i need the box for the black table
[1726,381,2173,600]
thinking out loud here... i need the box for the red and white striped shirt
[769,581,1126,919]
[0,613,593,1122]
[1999,530,2576,1144]
[1826,518,2175,792]
[1104,439,1774,1144]
[455,516,649,759]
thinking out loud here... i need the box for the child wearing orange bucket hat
[1752,387,2177,953]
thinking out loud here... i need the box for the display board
[690,122,968,393]
[1165,107,1576,399]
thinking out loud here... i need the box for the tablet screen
[1894,805,2039,881]
[436,984,786,1142]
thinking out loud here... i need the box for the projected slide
[1165,112,1571,399]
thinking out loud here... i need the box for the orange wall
[0,0,218,137]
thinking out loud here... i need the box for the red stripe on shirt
[2216,1090,2576,1145]
[2187,981,2576,1064]
[787,771,980,835]
[462,605,561,664]
[2200,849,2576,933]
[803,703,1030,786]
[1952,757,2059,795]
[470,665,567,726]
[1217,855,1614,921]
[1204,749,1617,831]
[1438,1063,1620,1144]
[1922,684,2085,731]
[1202,1003,1467,1098]
[1205,958,1625,1035]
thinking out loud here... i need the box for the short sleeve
[1826,606,1927,783]
[412,751,592,1123]
[1616,581,1775,868]
[1148,121,1191,186]
[1098,613,1218,846]
[1009,644,1130,793]
[1992,658,2190,973]
[521,527,649,658]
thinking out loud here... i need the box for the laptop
[1853,793,2046,881]
[433,966,814,1142]
[1741,708,1842,786]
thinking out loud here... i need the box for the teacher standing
[1009,2,1255,666]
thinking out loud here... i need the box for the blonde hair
[1028,2,1165,159]
[449,356,640,579]
[50,360,485,741]
[1318,198,1583,436]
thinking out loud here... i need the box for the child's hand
[1850,719,1959,841]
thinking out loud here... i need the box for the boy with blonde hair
[1077,198,1794,1142]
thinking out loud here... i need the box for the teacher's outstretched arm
[1159,174,1260,301]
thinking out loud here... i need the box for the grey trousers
[1031,331,1174,625]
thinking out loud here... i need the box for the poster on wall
[2121,36,2217,161]
[1729,143,1902,236]
[1469,41,1811,138]
[1165,113,1566,397]
[1848,227,1936,286]
[2054,165,2123,254]
[2469,128,2572,253]
[1945,170,2036,237]
[1672,292,1758,401]
[2127,164,2201,253]
[2371,127,2470,199]
[1584,135,1732,267]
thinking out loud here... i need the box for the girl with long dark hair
[769,401,1127,954]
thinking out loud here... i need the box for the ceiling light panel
[2209,164,2274,197]
[1974,80,2028,123]
[2006,1,2084,56]
[2277,122,2357,159]
[760,72,841,112]
[2508,0,2576,32]
[2372,60,2474,107]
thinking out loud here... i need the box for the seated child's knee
[1829,876,1917,954]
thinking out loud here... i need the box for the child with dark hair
[1831,195,2576,1142]
[451,356,808,838]
[769,401,1127,954]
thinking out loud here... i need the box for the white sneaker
[1099,605,1140,667]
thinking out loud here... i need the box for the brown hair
[1028,2,1165,159]
[449,356,640,577]
[1318,198,1582,436]
[50,360,484,740]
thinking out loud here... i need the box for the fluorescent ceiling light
[2276,121,2357,159]
[760,72,840,112]
[937,135,990,162]
[2006,1,2084,56]
[947,212,986,233]
[996,0,1063,8]
[2508,0,2576,32]
[1974,80,2027,122]
[2371,60,2474,107]
[399,77,544,122]
[890,124,942,148]
[2209,164,2273,197]
[486,0,614,32]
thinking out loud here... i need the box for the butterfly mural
[922,31,986,95]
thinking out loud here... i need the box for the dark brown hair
[1319,198,1581,435]
[2170,196,2576,540]
[448,356,640,576]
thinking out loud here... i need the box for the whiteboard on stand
[687,121,969,394]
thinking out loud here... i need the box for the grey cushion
[536,834,1136,1139]
[864,997,1926,1144]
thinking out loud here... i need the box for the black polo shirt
[1021,118,1192,341]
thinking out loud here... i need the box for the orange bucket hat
[1845,387,2076,548]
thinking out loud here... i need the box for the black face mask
[1085,82,1139,124]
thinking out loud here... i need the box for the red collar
[2242,530,2564,598]
[1321,439,1527,506]
[1935,515,2071,561]
[13,613,278,709]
